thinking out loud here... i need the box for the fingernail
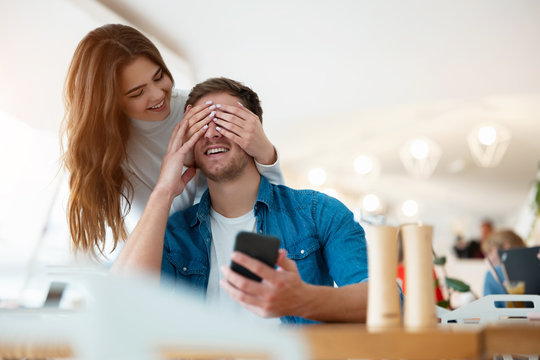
[213,118,218,123]
[210,111,216,117]
[216,104,222,108]
[203,124,208,130]
[237,102,244,107]
[205,100,213,105]
[216,126,222,131]
[209,105,216,110]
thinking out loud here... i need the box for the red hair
[61,24,173,255]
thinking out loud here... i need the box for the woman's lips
[148,98,166,112]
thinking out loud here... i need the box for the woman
[62,24,283,257]
[482,229,526,295]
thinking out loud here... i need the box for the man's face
[193,92,251,182]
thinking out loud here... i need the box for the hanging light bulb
[353,154,381,188]
[401,200,419,217]
[308,167,327,186]
[409,139,430,160]
[399,136,441,179]
[363,194,381,213]
[354,155,374,174]
[467,122,511,168]
[477,125,497,146]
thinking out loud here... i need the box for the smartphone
[230,231,280,282]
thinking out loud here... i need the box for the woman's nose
[149,82,164,100]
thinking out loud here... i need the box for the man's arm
[220,250,369,322]
[111,119,207,277]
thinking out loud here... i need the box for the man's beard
[195,150,251,182]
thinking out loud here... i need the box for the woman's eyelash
[128,70,162,98]
[129,90,144,98]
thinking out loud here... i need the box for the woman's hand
[182,101,216,166]
[155,117,207,198]
[212,102,277,165]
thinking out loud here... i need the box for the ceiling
[1,0,540,242]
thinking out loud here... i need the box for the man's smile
[206,147,230,156]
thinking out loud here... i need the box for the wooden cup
[401,224,437,331]
[366,225,401,331]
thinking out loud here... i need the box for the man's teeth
[150,99,164,109]
[206,148,229,155]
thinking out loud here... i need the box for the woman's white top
[123,89,285,231]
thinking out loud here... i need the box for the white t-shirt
[123,89,285,232]
[206,208,281,326]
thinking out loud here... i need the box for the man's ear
[184,104,192,114]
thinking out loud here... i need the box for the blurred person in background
[482,229,526,295]
[454,219,493,259]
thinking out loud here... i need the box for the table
[1,323,539,359]
[301,324,481,360]
[483,323,540,358]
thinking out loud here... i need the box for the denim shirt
[161,176,368,324]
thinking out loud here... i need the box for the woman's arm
[254,149,285,185]
[112,120,206,277]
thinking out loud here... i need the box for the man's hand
[154,116,207,198]
[220,249,308,318]
[212,102,277,165]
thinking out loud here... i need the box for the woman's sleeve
[170,169,201,212]
[254,148,285,185]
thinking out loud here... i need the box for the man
[114,78,369,324]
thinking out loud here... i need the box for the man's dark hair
[185,77,263,122]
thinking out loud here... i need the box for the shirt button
[182,267,187,272]
[300,249,305,254]
[259,229,263,233]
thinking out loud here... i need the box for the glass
[505,280,526,308]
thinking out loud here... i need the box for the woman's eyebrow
[124,67,162,96]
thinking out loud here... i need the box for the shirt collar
[191,175,273,227]
[255,175,273,209]
[192,189,211,228]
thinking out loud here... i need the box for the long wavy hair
[61,24,173,256]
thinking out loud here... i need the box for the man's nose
[204,120,222,139]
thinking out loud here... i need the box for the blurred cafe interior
[1,1,540,359]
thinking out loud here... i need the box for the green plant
[433,249,478,309]
[533,177,540,226]
[526,162,540,243]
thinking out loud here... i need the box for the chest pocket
[284,236,328,285]
[165,251,208,292]
[285,236,321,260]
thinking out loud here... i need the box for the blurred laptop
[499,246,540,295]
[43,281,66,308]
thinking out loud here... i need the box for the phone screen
[230,231,280,282]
